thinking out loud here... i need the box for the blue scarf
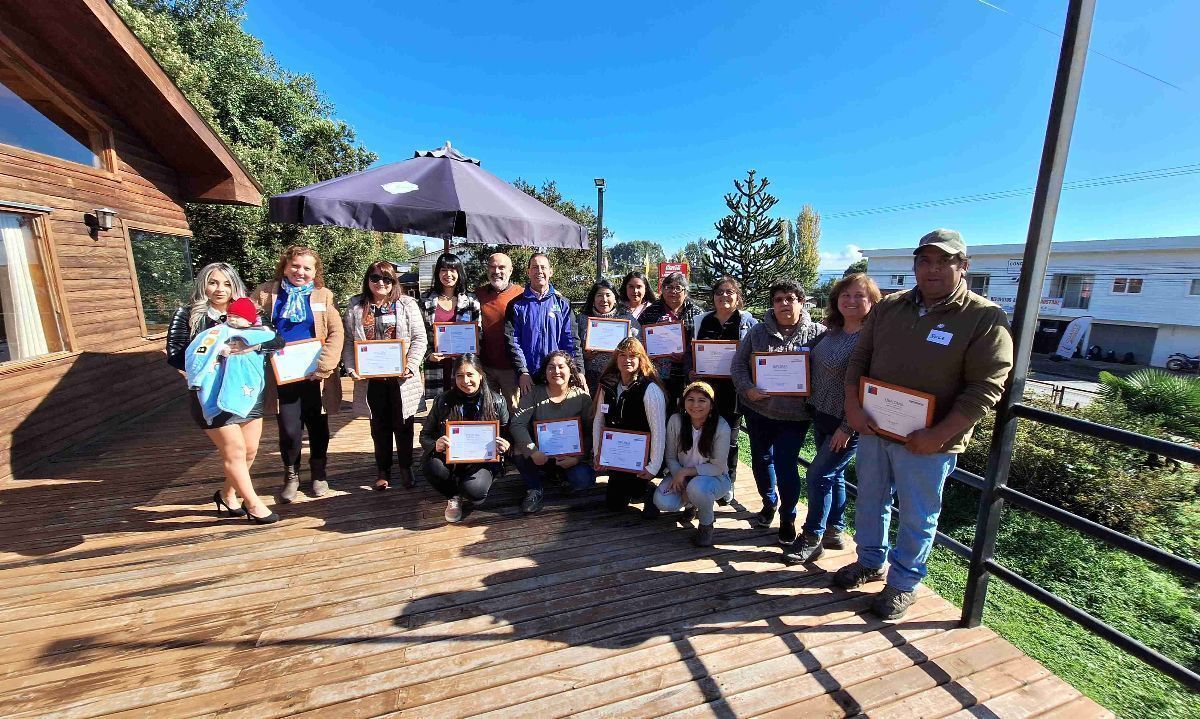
[281,279,314,323]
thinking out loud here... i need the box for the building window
[1049,273,1094,310]
[1111,277,1143,294]
[0,211,67,364]
[889,274,906,286]
[1191,279,1200,296]
[0,61,101,168]
[129,230,193,334]
[967,273,990,296]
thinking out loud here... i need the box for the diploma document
[353,339,409,378]
[859,377,937,442]
[433,322,478,356]
[584,317,630,352]
[270,339,323,385]
[692,340,738,378]
[751,352,810,396]
[445,420,500,463]
[643,321,685,358]
[535,417,584,457]
[597,428,652,473]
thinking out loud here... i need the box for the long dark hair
[584,279,620,317]
[539,350,586,388]
[358,260,400,306]
[433,253,467,297]
[447,353,498,421]
[620,270,656,307]
[677,384,720,458]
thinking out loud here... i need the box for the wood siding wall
[0,23,193,481]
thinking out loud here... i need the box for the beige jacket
[251,281,344,415]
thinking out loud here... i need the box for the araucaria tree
[706,170,797,309]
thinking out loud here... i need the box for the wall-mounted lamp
[94,207,117,231]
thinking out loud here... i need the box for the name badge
[312,302,326,312]
[379,314,396,325]
[600,403,610,414]
[927,329,953,346]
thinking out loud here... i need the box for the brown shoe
[279,467,301,504]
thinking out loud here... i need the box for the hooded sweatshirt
[185,323,278,421]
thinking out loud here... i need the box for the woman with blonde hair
[166,262,282,524]
[251,245,344,503]
[592,337,667,511]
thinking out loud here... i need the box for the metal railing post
[961,0,1096,627]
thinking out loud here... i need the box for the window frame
[0,34,117,175]
[123,223,195,339]
[1110,276,1143,295]
[1189,279,1200,297]
[889,274,906,287]
[0,201,76,374]
[967,273,991,296]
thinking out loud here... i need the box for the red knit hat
[227,297,259,325]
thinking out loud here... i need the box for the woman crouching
[419,354,511,523]
[650,381,731,546]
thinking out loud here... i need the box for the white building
[861,236,1200,367]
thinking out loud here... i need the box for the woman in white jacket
[650,381,731,547]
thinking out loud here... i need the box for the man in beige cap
[835,229,1014,620]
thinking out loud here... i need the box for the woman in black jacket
[166,262,284,524]
[420,353,511,524]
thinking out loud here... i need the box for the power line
[824,163,1200,219]
[973,0,1183,91]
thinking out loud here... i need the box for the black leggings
[277,379,330,470]
[423,455,496,502]
[606,471,653,510]
[367,379,415,471]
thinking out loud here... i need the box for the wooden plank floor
[0,382,1112,718]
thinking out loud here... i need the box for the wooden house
[0,0,262,481]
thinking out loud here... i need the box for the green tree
[811,276,839,309]
[1098,369,1200,440]
[115,0,412,302]
[681,239,710,282]
[845,258,868,276]
[789,204,821,291]
[705,170,797,309]
[608,240,666,276]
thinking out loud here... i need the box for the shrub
[1098,369,1200,440]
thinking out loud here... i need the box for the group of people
[166,227,1013,621]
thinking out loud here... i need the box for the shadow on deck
[0,383,1110,718]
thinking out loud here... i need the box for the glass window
[129,230,193,334]
[0,73,99,168]
[1191,279,1200,296]
[890,274,906,286]
[0,211,67,364]
[1112,277,1143,294]
[1050,274,1094,310]
[967,273,990,295]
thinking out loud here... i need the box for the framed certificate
[445,420,500,463]
[433,322,478,356]
[597,427,652,473]
[353,339,409,378]
[584,317,630,352]
[859,377,937,442]
[692,340,738,378]
[535,417,584,457]
[643,321,685,358]
[270,339,323,385]
[751,351,810,396]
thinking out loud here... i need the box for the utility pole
[594,178,606,281]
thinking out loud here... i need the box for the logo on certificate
[758,358,767,366]
[646,328,654,335]
[590,321,598,328]
[360,346,368,352]
[452,427,460,434]
[605,433,613,440]
[438,326,446,333]
[868,385,878,395]
[697,345,704,352]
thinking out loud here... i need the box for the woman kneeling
[652,381,731,547]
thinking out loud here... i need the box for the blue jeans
[653,473,732,525]
[853,435,956,592]
[801,419,859,536]
[744,407,810,519]
[511,454,596,492]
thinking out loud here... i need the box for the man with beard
[475,253,523,411]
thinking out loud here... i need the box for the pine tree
[705,170,796,309]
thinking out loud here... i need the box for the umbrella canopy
[268,142,589,249]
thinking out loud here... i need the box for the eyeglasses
[664,284,686,293]
[369,275,395,285]
[714,289,737,297]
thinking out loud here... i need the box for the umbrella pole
[443,238,451,254]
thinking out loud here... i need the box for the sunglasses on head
[369,274,395,284]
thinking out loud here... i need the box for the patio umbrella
[268,141,589,250]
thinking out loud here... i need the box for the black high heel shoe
[213,490,247,518]
[244,504,280,525]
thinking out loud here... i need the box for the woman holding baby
[167,262,283,524]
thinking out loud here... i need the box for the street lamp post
[594,178,606,281]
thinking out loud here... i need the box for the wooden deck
[0,383,1112,718]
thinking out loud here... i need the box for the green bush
[1098,369,1200,441]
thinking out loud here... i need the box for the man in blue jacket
[505,253,586,394]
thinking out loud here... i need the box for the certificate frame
[858,377,937,442]
[596,427,653,473]
[642,321,686,359]
[691,340,739,379]
[433,321,479,356]
[353,339,410,379]
[584,317,631,352]
[270,338,323,386]
[534,417,585,457]
[444,420,501,464]
[750,351,811,397]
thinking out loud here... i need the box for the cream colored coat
[251,281,344,415]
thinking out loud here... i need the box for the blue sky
[245,0,1200,270]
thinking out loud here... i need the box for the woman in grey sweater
[650,381,732,547]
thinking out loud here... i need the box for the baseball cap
[913,229,967,256]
